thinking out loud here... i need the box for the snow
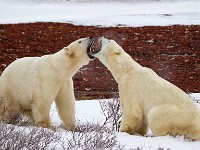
[50,99,105,126]
[0,0,200,26]
[117,133,200,150]
[50,93,200,150]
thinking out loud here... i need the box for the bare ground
[0,23,199,99]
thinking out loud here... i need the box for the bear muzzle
[89,37,102,57]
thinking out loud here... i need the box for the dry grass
[0,124,61,149]
[99,98,122,131]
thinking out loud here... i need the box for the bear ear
[64,47,74,58]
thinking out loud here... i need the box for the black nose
[89,36,93,39]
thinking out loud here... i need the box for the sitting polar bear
[0,37,94,129]
[91,37,200,140]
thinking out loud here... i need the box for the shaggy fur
[0,37,92,129]
[94,37,200,140]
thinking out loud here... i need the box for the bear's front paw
[64,124,76,131]
[120,127,142,136]
[35,121,55,130]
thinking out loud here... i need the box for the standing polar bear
[91,37,200,140]
[0,37,94,129]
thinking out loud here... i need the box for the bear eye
[115,52,121,55]
[79,41,81,43]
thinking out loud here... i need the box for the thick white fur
[95,37,200,140]
[0,37,92,129]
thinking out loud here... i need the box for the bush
[0,121,124,149]
[64,121,124,149]
[0,123,61,149]
[99,98,122,132]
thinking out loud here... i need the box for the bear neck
[51,50,83,78]
[107,53,141,83]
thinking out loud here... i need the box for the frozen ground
[49,93,200,150]
[0,0,200,26]
[1,94,200,149]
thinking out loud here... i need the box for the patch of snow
[117,132,200,150]
[0,0,199,26]
[50,99,106,126]
[189,93,200,99]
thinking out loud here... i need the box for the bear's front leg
[55,79,76,130]
[120,114,142,135]
[119,101,144,136]
[136,123,148,136]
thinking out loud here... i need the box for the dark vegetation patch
[0,23,199,99]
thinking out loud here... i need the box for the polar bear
[90,37,200,140]
[0,37,94,129]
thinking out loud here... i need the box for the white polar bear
[0,37,94,129]
[91,37,200,140]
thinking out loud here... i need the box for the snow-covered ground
[0,0,200,26]
[49,93,200,150]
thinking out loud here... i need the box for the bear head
[64,37,94,66]
[90,37,125,68]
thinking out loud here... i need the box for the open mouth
[87,37,95,59]
[87,37,102,59]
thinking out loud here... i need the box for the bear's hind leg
[186,128,200,141]
[31,101,53,128]
[22,110,34,122]
[0,96,21,124]
[148,104,193,137]
[186,115,200,140]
